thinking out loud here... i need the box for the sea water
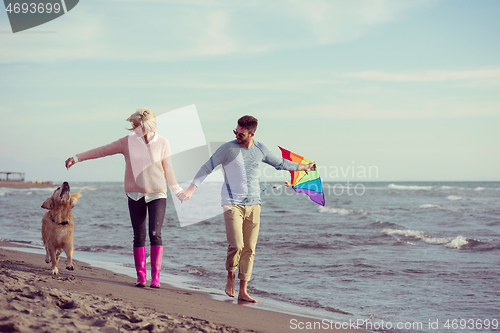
[1,181,499,333]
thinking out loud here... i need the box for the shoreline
[0,181,57,189]
[0,241,367,333]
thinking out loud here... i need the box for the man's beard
[237,137,250,145]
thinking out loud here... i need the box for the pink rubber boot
[150,245,163,288]
[133,247,147,288]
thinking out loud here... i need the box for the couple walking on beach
[65,108,316,303]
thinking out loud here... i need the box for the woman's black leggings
[128,197,166,247]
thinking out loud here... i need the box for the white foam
[384,229,425,239]
[318,206,354,215]
[383,229,468,249]
[447,195,467,201]
[473,187,485,191]
[388,184,434,191]
[318,206,367,216]
[419,204,444,209]
[26,187,57,192]
[446,235,469,249]
[73,186,98,191]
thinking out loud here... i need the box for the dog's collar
[50,214,69,226]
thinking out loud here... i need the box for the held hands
[178,184,197,202]
[175,189,186,203]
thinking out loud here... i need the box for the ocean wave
[292,242,333,250]
[318,206,367,216]
[418,203,459,212]
[318,207,353,215]
[2,239,43,248]
[446,235,469,249]
[368,220,404,230]
[382,228,469,249]
[186,265,212,277]
[440,185,465,190]
[73,186,98,191]
[447,195,467,201]
[28,187,58,192]
[249,287,353,315]
[465,239,500,252]
[419,204,445,209]
[76,245,127,253]
[387,184,434,191]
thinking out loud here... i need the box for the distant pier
[0,172,55,188]
[0,171,25,182]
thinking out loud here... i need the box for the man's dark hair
[238,115,258,133]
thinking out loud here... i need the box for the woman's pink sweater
[76,133,180,194]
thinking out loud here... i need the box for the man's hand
[298,162,316,172]
[307,162,317,171]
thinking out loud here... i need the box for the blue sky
[1,0,499,182]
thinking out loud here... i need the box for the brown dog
[41,182,81,275]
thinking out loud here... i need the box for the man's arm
[178,143,228,201]
[261,143,316,172]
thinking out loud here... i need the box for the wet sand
[0,241,366,333]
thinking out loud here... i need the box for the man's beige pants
[223,204,261,281]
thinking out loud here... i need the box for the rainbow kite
[279,146,325,206]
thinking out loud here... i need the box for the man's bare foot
[238,280,258,303]
[238,293,258,303]
[225,272,235,297]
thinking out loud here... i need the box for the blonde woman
[65,108,184,288]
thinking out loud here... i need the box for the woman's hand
[65,157,76,170]
[175,189,186,203]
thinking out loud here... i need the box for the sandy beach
[0,241,366,333]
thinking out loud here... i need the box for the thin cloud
[266,102,500,120]
[0,0,436,63]
[343,69,500,82]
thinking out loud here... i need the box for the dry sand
[0,241,366,333]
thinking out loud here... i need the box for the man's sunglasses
[233,129,246,138]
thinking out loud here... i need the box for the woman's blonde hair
[127,107,157,133]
